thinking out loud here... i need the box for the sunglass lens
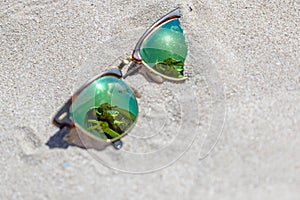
[140,19,187,78]
[70,76,138,140]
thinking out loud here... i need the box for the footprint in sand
[15,126,42,155]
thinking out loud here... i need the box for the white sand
[0,0,299,199]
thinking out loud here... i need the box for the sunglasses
[51,8,188,150]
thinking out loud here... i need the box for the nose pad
[130,86,141,99]
[120,60,142,79]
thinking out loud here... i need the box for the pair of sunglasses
[51,8,188,150]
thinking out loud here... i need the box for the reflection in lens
[70,76,138,141]
[140,19,187,79]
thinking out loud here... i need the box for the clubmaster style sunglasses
[51,8,188,150]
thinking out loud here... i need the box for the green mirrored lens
[70,76,138,140]
[140,19,187,78]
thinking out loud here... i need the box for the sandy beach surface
[1,0,299,199]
